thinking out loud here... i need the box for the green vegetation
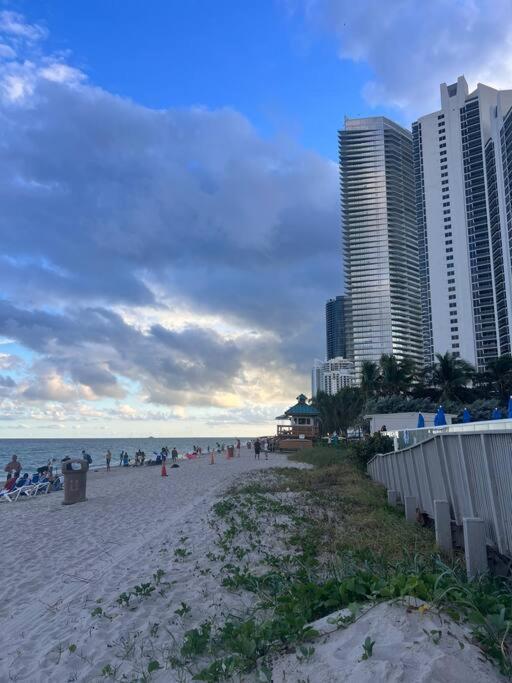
[89,450,512,680]
[313,351,512,436]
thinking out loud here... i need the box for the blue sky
[20,0,382,159]
[0,0,511,437]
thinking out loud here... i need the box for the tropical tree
[432,351,475,402]
[360,360,380,398]
[379,354,416,396]
[333,387,365,436]
[485,354,512,405]
[312,391,337,436]
[312,388,364,437]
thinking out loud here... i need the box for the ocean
[0,437,246,475]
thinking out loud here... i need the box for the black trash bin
[62,459,89,505]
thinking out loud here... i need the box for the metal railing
[367,430,512,558]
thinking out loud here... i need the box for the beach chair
[34,480,51,495]
[16,483,38,499]
[0,484,33,501]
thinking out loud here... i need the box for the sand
[1,449,506,682]
[0,448,293,682]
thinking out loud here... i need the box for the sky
[1,0,512,438]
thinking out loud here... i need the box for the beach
[0,448,294,682]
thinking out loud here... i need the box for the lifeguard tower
[275,394,320,450]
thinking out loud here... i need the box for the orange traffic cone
[210,450,215,465]
[161,461,168,477]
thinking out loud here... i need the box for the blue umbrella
[436,406,447,426]
[508,396,512,419]
[492,407,502,420]
[463,407,471,423]
[417,413,425,428]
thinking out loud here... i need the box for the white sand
[272,599,507,682]
[0,449,293,682]
[1,450,506,683]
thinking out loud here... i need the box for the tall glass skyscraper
[325,295,346,360]
[339,117,423,374]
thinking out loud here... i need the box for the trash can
[62,459,89,505]
[227,445,234,458]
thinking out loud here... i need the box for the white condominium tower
[339,117,423,374]
[413,76,512,370]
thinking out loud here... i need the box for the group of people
[250,438,275,461]
[2,454,61,494]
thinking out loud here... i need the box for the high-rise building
[413,76,512,370]
[339,117,423,374]
[326,295,346,360]
[311,357,356,397]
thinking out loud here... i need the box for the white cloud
[0,43,15,59]
[297,0,512,119]
[0,11,47,42]
[39,62,85,85]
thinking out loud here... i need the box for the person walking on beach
[171,447,178,464]
[106,450,112,471]
[236,439,241,456]
[254,439,261,460]
[4,455,21,481]
[263,439,268,461]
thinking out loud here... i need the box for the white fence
[367,431,512,558]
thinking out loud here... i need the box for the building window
[453,343,460,348]
[451,326,458,332]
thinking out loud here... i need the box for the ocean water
[0,437,247,475]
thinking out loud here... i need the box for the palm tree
[333,387,364,436]
[486,354,512,404]
[312,391,337,436]
[360,360,380,398]
[432,352,475,402]
[379,354,415,396]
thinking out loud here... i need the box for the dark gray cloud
[0,18,341,410]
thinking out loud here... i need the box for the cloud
[0,11,47,42]
[0,10,346,434]
[0,17,339,419]
[295,0,512,118]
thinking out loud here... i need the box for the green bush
[349,432,393,470]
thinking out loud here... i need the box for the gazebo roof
[277,394,320,418]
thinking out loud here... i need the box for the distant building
[412,76,512,370]
[339,117,423,374]
[326,295,347,360]
[311,357,356,396]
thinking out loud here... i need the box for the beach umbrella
[463,407,471,423]
[417,413,425,428]
[492,407,502,420]
[508,396,512,419]
[436,406,447,426]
